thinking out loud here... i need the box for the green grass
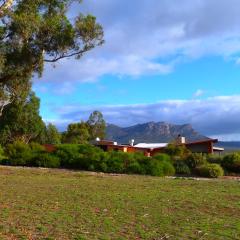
[0,166,239,240]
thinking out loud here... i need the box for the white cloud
[41,55,173,86]
[194,89,204,97]
[36,0,240,85]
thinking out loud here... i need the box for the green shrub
[77,144,106,171]
[0,145,6,162]
[99,161,108,172]
[148,159,175,177]
[163,144,191,158]
[29,142,45,153]
[55,144,81,168]
[56,144,106,171]
[153,153,171,162]
[185,153,206,169]
[5,141,32,166]
[161,161,175,176]
[174,161,191,175]
[197,164,224,178]
[222,153,240,173]
[30,153,60,168]
[105,152,126,173]
[126,158,144,174]
[136,156,152,175]
[207,154,223,164]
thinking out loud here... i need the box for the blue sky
[33,0,240,140]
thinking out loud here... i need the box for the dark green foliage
[125,153,146,174]
[174,161,191,175]
[105,152,126,173]
[185,153,206,169]
[163,144,190,158]
[0,144,6,162]
[222,153,240,173]
[55,144,106,171]
[126,160,143,174]
[147,159,175,177]
[0,92,46,145]
[161,161,175,176]
[129,154,150,175]
[197,164,224,178]
[5,141,32,166]
[45,145,176,177]
[153,153,171,162]
[7,140,240,178]
[149,153,175,176]
[55,144,81,168]
[87,111,106,140]
[45,123,61,144]
[31,153,60,168]
[0,1,104,112]
[207,154,223,164]
[62,122,90,144]
[29,142,45,153]
[77,144,107,171]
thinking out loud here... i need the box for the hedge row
[1,142,240,178]
[1,142,175,177]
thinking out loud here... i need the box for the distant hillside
[216,142,240,152]
[106,122,208,143]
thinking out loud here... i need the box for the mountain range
[106,122,208,144]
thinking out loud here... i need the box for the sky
[33,0,240,141]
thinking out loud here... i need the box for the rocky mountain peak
[106,121,207,143]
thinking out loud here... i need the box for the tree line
[0,90,106,145]
[0,0,106,146]
[1,140,240,178]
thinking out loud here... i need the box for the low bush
[55,144,107,171]
[135,155,152,175]
[148,159,175,177]
[222,153,240,173]
[153,153,171,162]
[185,153,206,169]
[5,141,33,166]
[29,142,45,153]
[77,144,106,171]
[207,154,223,164]
[197,164,224,178]
[55,144,81,168]
[30,153,60,168]
[163,144,191,158]
[0,145,6,162]
[126,160,143,174]
[174,161,191,175]
[105,152,126,173]
[125,153,146,174]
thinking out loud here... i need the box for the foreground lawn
[0,167,239,240]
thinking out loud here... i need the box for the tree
[0,0,104,115]
[63,121,90,144]
[87,111,106,140]
[45,123,61,144]
[0,91,46,144]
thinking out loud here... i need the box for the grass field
[0,166,240,240]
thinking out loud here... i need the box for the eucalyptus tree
[87,110,106,140]
[0,0,104,115]
[0,91,46,144]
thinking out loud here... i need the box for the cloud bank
[48,95,240,140]
[39,0,240,84]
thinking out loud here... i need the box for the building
[95,136,224,156]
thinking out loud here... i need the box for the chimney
[176,134,186,144]
[129,139,135,146]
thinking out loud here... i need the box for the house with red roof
[95,136,224,157]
